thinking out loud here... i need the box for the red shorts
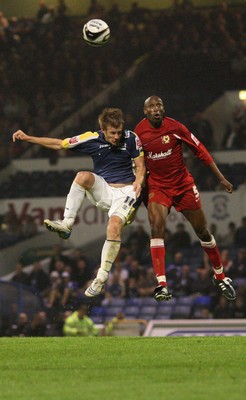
[148,184,201,211]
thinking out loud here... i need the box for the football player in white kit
[13,108,146,298]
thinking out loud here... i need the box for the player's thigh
[148,202,169,230]
[86,174,113,211]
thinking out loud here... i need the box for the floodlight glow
[239,90,246,100]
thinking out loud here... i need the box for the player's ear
[143,107,147,116]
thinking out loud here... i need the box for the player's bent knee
[75,171,94,187]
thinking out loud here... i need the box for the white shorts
[86,174,137,223]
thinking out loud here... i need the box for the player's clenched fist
[12,130,29,142]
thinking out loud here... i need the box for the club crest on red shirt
[162,135,170,144]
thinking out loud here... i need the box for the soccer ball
[82,19,110,47]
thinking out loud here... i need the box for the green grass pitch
[0,336,245,400]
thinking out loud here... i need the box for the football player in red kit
[134,95,236,302]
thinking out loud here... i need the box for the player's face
[144,96,165,128]
[103,124,123,146]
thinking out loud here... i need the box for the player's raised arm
[12,130,63,150]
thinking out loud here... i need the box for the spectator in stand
[127,258,144,280]
[47,271,78,310]
[104,270,126,301]
[0,315,11,337]
[221,222,236,248]
[19,214,38,239]
[63,303,99,336]
[8,312,31,337]
[234,216,246,248]
[57,0,68,17]
[68,247,95,273]
[168,223,191,254]
[0,2,245,170]
[137,269,157,298]
[51,310,72,336]
[126,225,150,263]
[48,244,70,273]
[72,257,93,290]
[232,296,246,319]
[166,251,184,284]
[189,112,214,150]
[108,261,129,287]
[193,307,212,319]
[172,264,195,297]
[230,248,246,279]
[222,120,246,150]
[52,258,67,277]
[125,276,140,299]
[0,10,9,30]
[191,265,214,296]
[87,0,105,18]
[40,5,56,25]
[28,261,50,293]
[209,223,223,247]
[45,270,61,308]
[222,105,246,150]
[213,296,234,319]
[36,1,49,21]
[60,271,79,309]
[126,225,150,247]
[2,210,21,239]
[220,249,234,277]
[107,2,121,30]
[29,311,51,336]
[11,262,29,285]
[230,49,246,87]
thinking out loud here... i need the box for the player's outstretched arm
[12,130,63,150]
[209,161,233,193]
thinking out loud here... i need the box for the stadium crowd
[0,0,246,167]
[1,219,246,336]
[1,1,246,335]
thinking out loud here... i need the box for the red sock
[201,239,225,280]
[150,239,167,286]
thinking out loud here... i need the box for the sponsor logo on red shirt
[147,148,172,160]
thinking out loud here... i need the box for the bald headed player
[135,95,236,302]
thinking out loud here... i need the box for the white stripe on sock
[200,234,216,249]
[150,238,164,247]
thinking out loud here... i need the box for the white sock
[96,240,121,283]
[63,182,86,228]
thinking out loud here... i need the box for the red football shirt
[134,117,213,193]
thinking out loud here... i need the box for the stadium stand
[0,2,246,335]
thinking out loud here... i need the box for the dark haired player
[13,108,145,298]
[134,95,236,302]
